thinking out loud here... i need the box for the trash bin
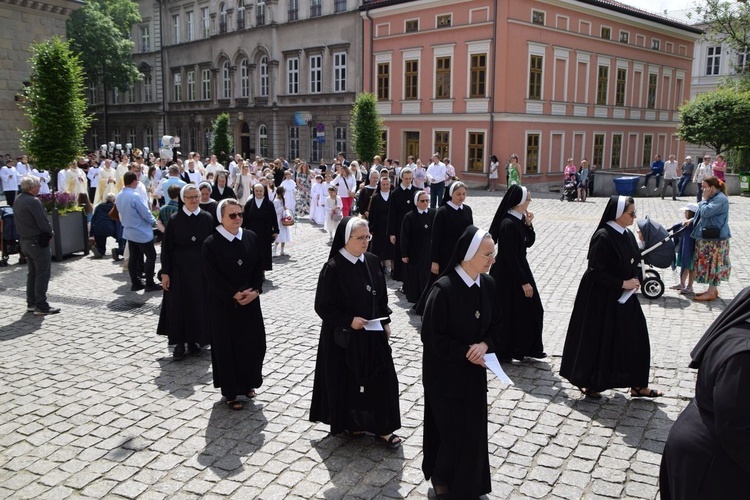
[741,173,750,193]
[613,176,640,196]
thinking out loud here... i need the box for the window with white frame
[260,56,269,97]
[144,126,153,151]
[91,129,98,151]
[288,0,298,21]
[219,3,227,33]
[619,31,629,43]
[187,70,195,100]
[333,52,347,92]
[737,47,749,73]
[257,0,266,26]
[173,73,182,101]
[531,10,545,25]
[312,139,321,162]
[128,127,136,146]
[237,0,246,29]
[127,85,135,103]
[202,69,211,100]
[435,56,451,99]
[310,54,322,93]
[142,74,153,102]
[112,88,120,104]
[335,127,346,155]
[201,7,210,37]
[287,57,299,94]
[89,82,98,104]
[222,61,231,99]
[140,26,150,52]
[172,15,180,44]
[311,0,321,18]
[113,128,121,145]
[259,125,268,158]
[240,59,249,98]
[377,62,389,100]
[289,126,299,159]
[706,46,721,75]
[652,38,661,50]
[186,11,194,41]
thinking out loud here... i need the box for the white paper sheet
[363,317,388,331]
[483,353,514,385]
[618,288,635,304]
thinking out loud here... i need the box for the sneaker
[33,307,60,316]
[653,187,658,191]
[641,185,647,189]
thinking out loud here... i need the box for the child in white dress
[309,175,324,224]
[273,185,292,256]
[324,185,343,242]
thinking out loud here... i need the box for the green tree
[66,0,141,139]
[350,92,384,165]
[20,37,92,187]
[210,113,233,166]
[678,89,750,158]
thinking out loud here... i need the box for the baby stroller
[0,206,23,267]
[560,173,578,202]
[637,216,686,299]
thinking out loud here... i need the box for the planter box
[48,209,89,261]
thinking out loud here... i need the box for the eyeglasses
[227,212,244,220]
[627,211,637,218]
[350,234,372,242]
[479,251,497,259]
[418,198,430,203]
[184,195,200,200]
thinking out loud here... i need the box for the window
[127,85,135,103]
[309,55,322,93]
[611,134,622,168]
[596,65,608,105]
[532,10,545,25]
[642,135,652,167]
[647,73,657,109]
[201,7,210,38]
[260,56,269,97]
[404,60,418,100]
[706,46,721,75]
[287,57,299,94]
[257,0,266,26]
[600,26,610,40]
[405,19,418,32]
[377,62,389,100]
[140,26,150,52]
[173,73,182,102]
[311,0,321,18]
[288,0,298,21]
[204,128,211,157]
[240,59,249,97]
[435,56,451,99]
[89,83,98,104]
[259,125,268,158]
[619,31,629,44]
[186,11,194,41]
[737,47,749,73]
[91,129,98,151]
[222,61,231,99]
[435,131,449,159]
[652,39,660,51]
[593,134,604,167]
[335,127,347,156]
[528,55,542,100]
[202,69,211,100]
[437,14,451,28]
[335,0,346,13]
[526,134,540,174]
[468,132,484,172]
[312,139,321,162]
[381,130,388,158]
[144,126,154,152]
[334,52,347,93]
[128,127,136,146]
[113,128,121,145]
[219,3,227,33]
[172,15,180,44]
[187,70,195,101]
[112,88,120,104]
[143,74,152,103]
[289,126,299,159]
[470,54,486,98]
[615,68,626,106]
[237,0,246,30]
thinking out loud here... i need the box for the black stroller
[636,216,686,299]
[560,173,578,202]
[0,206,24,267]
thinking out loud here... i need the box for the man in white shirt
[426,153,447,208]
[1,159,20,206]
[205,154,224,178]
[15,156,30,177]
[87,162,99,202]
[661,154,679,201]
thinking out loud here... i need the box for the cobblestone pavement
[1,191,748,500]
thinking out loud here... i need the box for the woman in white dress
[273,185,292,256]
[324,185,343,242]
[280,170,297,215]
[235,162,254,206]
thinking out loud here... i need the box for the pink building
[361,0,702,186]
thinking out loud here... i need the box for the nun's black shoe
[497,355,513,363]
[188,343,201,355]
[173,343,186,360]
[527,352,547,359]
[580,388,602,399]
[375,433,402,449]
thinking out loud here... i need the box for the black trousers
[4,190,16,206]
[128,240,156,285]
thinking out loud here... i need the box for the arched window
[237,0,246,29]
[222,60,231,99]
[240,58,249,98]
[257,0,266,25]
[219,3,227,33]
[259,124,268,158]
[260,56,269,97]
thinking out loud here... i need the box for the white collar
[606,220,626,234]
[401,184,412,190]
[216,225,243,241]
[418,208,428,214]
[508,209,523,220]
[255,197,264,208]
[380,191,390,200]
[182,206,201,216]
[455,264,480,287]
[339,247,365,263]
[447,201,462,210]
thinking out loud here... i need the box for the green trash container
[741,173,750,193]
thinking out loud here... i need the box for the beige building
[87,0,363,162]
[0,0,82,158]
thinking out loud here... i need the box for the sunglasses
[227,212,244,220]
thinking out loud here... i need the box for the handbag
[236,176,244,199]
[702,227,720,239]
[108,203,120,222]
[331,207,343,221]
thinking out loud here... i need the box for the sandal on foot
[375,433,403,449]
[225,399,243,410]
[630,387,663,398]
[580,387,602,399]
[246,390,256,399]
[669,284,683,290]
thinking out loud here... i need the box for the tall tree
[350,92,384,166]
[20,37,92,187]
[211,113,233,166]
[66,0,141,140]
[678,88,750,157]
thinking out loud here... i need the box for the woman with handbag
[690,176,731,302]
[273,185,293,257]
[309,216,402,448]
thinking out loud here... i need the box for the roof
[360,0,704,34]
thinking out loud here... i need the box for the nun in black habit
[157,184,214,358]
[400,190,436,303]
[242,183,279,272]
[659,286,750,499]
[368,176,396,268]
[310,217,402,447]
[421,225,501,499]
[210,171,236,201]
[387,167,416,282]
[488,185,545,361]
[560,195,662,399]
[202,199,267,410]
[198,182,219,226]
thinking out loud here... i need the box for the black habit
[387,185,416,281]
[660,286,750,499]
[202,229,266,398]
[560,223,650,392]
[242,197,279,271]
[400,207,436,303]
[356,185,377,218]
[368,192,395,261]
[489,213,544,359]
[429,204,474,273]
[211,184,236,202]
[421,270,500,498]
[157,209,214,345]
[199,200,220,226]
